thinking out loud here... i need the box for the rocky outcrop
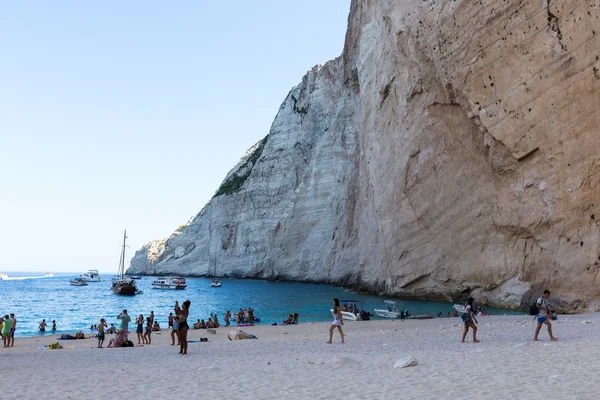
[128,0,600,312]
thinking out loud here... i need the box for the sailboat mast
[120,230,127,278]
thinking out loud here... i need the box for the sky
[0,1,351,273]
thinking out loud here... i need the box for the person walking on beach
[176,300,191,354]
[10,314,16,347]
[117,309,131,332]
[143,317,152,344]
[327,298,345,344]
[461,298,480,343]
[224,310,231,327]
[534,290,559,342]
[2,315,11,348]
[136,314,144,344]
[39,319,47,332]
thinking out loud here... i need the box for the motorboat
[152,276,187,290]
[69,277,88,286]
[0,273,7,280]
[330,300,370,321]
[79,269,101,282]
[44,272,54,277]
[210,278,222,287]
[111,231,137,295]
[453,304,466,314]
[374,300,403,318]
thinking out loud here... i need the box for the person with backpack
[533,290,559,342]
[461,298,480,343]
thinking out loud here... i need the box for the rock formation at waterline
[128,0,600,311]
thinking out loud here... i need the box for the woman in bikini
[143,316,152,344]
[136,314,144,345]
[327,298,345,344]
[177,300,191,354]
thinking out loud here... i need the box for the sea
[0,272,523,337]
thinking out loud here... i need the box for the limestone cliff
[128,0,600,311]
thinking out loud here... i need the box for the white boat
[45,272,54,277]
[453,304,466,314]
[374,300,403,318]
[69,277,88,286]
[210,278,222,287]
[0,273,8,280]
[330,300,366,321]
[152,276,187,290]
[79,269,101,282]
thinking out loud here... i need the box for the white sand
[3,313,600,399]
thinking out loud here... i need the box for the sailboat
[111,230,137,295]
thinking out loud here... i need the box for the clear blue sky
[0,1,350,273]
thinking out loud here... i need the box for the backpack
[528,300,540,316]
[121,340,134,347]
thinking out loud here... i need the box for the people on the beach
[212,314,220,327]
[453,311,459,318]
[248,308,254,324]
[108,330,128,348]
[461,298,480,343]
[136,314,144,344]
[117,309,131,332]
[327,298,345,344]
[238,308,245,324]
[51,320,56,331]
[2,315,12,347]
[207,318,214,329]
[152,321,160,331]
[176,300,191,354]
[149,311,155,326]
[97,318,107,348]
[143,317,152,344]
[107,324,117,334]
[171,304,180,346]
[437,312,443,318]
[283,315,293,325]
[293,313,299,324]
[60,332,85,340]
[224,310,231,326]
[168,313,174,329]
[39,319,47,332]
[534,290,559,342]
[10,314,16,347]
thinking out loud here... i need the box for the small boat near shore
[69,277,88,286]
[374,300,403,319]
[151,276,187,290]
[0,273,7,280]
[210,278,222,287]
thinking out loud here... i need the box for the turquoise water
[0,273,522,337]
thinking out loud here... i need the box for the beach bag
[49,342,62,349]
[529,301,540,316]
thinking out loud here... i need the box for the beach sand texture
[2,314,599,399]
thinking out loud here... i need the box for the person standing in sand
[461,298,480,343]
[98,318,107,348]
[10,314,16,347]
[168,313,174,329]
[136,314,144,344]
[117,309,131,332]
[534,290,559,342]
[327,298,345,344]
[143,316,152,344]
[176,300,191,354]
[2,315,11,347]
[224,310,231,326]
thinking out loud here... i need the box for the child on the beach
[97,318,107,348]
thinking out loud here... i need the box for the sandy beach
[2,313,600,399]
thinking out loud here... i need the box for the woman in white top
[327,298,345,344]
[461,297,480,343]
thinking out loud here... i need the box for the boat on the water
[127,275,142,280]
[111,231,137,295]
[453,304,466,314]
[330,300,371,321]
[374,300,403,319]
[152,276,187,290]
[44,272,54,277]
[70,277,88,286]
[0,273,8,280]
[210,278,222,287]
[79,269,101,282]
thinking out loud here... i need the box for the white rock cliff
[128,0,600,311]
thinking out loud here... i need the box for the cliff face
[128,0,600,311]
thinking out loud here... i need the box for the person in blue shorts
[534,290,559,341]
[461,298,480,343]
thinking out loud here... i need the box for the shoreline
[3,314,600,399]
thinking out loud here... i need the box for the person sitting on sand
[193,319,201,329]
[447,312,451,318]
[107,324,117,334]
[200,319,206,329]
[453,311,459,318]
[207,318,215,329]
[293,313,299,324]
[461,298,480,343]
[283,315,293,325]
[212,314,220,328]
[108,330,128,348]
[153,321,160,331]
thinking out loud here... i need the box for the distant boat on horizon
[0,273,7,280]
[111,230,137,295]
